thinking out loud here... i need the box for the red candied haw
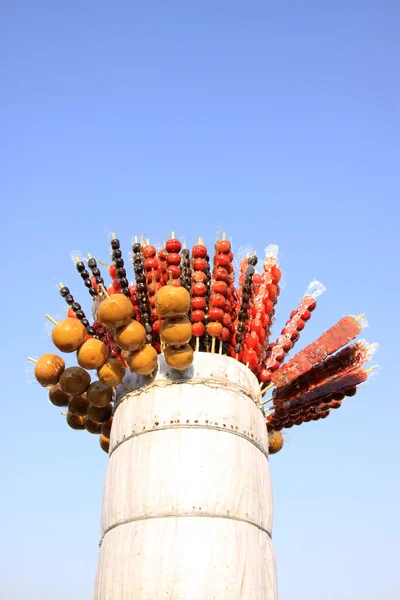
[108,264,117,279]
[250,319,263,337]
[252,274,262,286]
[224,300,232,312]
[261,314,270,329]
[265,358,280,372]
[165,239,182,253]
[271,346,285,362]
[133,306,141,321]
[206,321,223,337]
[209,294,226,309]
[274,424,284,431]
[214,253,231,268]
[212,281,228,296]
[219,327,230,342]
[144,257,159,271]
[150,308,159,322]
[268,284,278,301]
[245,331,259,350]
[295,319,305,331]
[290,310,298,318]
[263,298,273,314]
[299,308,311,321]
[258,328,266,343]
[192,282,207,297]
[243,348,258,369]
[142,245,156,259]
[250,305,258,318]
[213,267,229,282]
[166,252,181,266]
[193,258,207,271]
[345,387,357,397]
[192,309,206,322]
[208,307,224,322]
[192,296,206,310]
[113,279,121,292]
[192,244,207,259]
[222,313,232,328]
[304,297,317,311]
[226,262,234,274]
[158,249,167,260]
[67,307,77,319]
[192,321,205,337]
[170,279,181,287]
[330,400,342,409]
[271,265,281,284]
[290,330,300,343]
[276,335,292,352]
[148,282,162,294]
[192,271,208,283]
[149,295,156,308]
[312,414,321,421]
[165,264,181,279]
[152,320,161,334]
[320,411,329,419]
[93,321,102,330]
[215,240,231,254]
[147,269,161,283]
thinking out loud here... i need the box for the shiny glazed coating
[99,434,110,453]
[35,353,65,386]
[164,344,194,371]
[59,366,91,395]
[86,380,113,407]
[127,344,158,375]
[268,431,284,455]
[160,317,192,347]
[97,358,125,387]
[52,318,87,353]
[66,411,85,430]
[115,320,146,351]
[155,286,191,317]
[48,383,69,407]
[77,338,109,370]
[68,394,89,416]
[97,294,134,329]
[88,402,113,424]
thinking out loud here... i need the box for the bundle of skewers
[29,232,377,455]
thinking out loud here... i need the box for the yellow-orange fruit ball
[88,402,113,424]
[155,286,190,318]
[35,353,65,386]
[48,384,69,407]
[59,366,91,395]
[101,417,113,439]
[52,318,87,353]
[160,316,192,347]
[68,394,89,417]
[206,321,223,338]
[268,431,284,455]
[77,338,109,370]
[115,320,146,352]
[99,434,110,454]
[164,344,194,371]
[127,344,158,375]
[97,358,126,387]
[86,380,113,408]
[66,411,85,430]
[97,294,134,329]
[84,416,102,434]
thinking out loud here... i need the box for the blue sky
[2,2,399,598]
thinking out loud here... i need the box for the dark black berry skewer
[235,254,258,359]
[59,284,97,337]
[110,235,130,298]
[132,240,152,343]
[75,257,98,299]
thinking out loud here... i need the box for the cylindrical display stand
[94,353,277,599]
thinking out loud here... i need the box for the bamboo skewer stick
[27,357,37,363]
[195,337,200,352]
[100,285,110,300]
[219,340,223,355]
[255,381,274,399]
[45,314,58,325]
[211,337,216,354]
